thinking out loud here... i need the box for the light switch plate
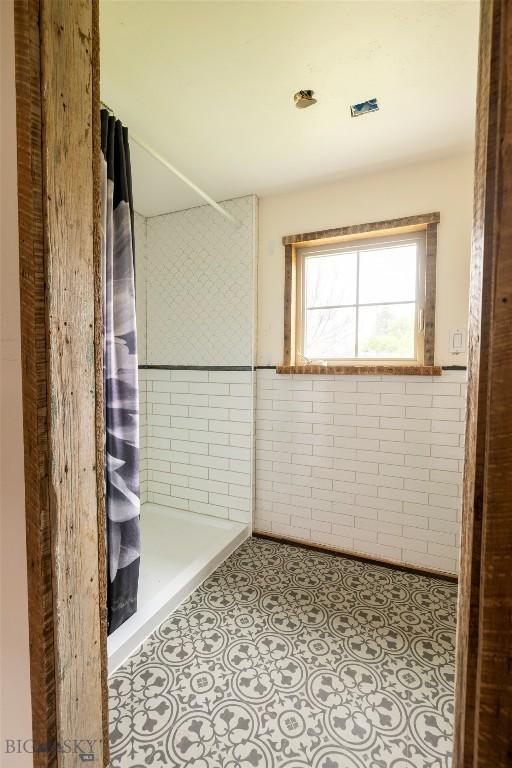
[449,328,466,355]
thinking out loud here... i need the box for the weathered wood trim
[424,223,437,366]
[14,0,107,765]
[283,244,294,366]
[91,0,109,762]
[453,1,512,765]
[453,2,495,761]
[282,211,440,246]
[282,214,439,371]
[14,1,57,764]
[276,364,442,376]
[253,530,458,582]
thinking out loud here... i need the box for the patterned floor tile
[109,537,457,767]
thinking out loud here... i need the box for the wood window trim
[281,213,439,375]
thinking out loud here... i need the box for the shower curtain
[101,109,141,634]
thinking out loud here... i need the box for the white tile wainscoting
[138,367,254,527]
[254,368,466,574]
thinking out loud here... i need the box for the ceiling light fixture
[294,90,317,109]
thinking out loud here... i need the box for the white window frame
[295,230,427,365]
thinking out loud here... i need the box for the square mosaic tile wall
[255,370,466,573]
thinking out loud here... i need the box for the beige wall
[0,1,33,762]
[257,152,474,366]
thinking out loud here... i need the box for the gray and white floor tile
[109,537,457,767]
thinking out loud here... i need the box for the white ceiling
[100,1,479,218]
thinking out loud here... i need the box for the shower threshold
[107,502,249,673]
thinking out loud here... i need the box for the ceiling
[100,1,479,218]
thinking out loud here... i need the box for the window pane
[358,303,416,359]
[304,307,356,359]
[305,252,357,308]
[359,244,417,304]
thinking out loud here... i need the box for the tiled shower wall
[146,196,256,366]
[135,197,257,521]
[139,368,253,524]
[254,369,466,574]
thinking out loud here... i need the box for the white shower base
[107,502,249,672]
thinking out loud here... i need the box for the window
[297,232,424,363]
[281,214,439,372]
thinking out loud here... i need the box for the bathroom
[99,1,476,764]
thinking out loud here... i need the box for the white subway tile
[378,508,428,528]
[405,454,459,472]
[379,463,429,480]
[171,439,209,455]
[229,508,251,524]
[404,479,460,497]
[190,454,229,470]
[380,417,431,432]
[431,444,465,460]
[171,416,208,431]
[230,383,252,396]
[171,369,208,382]
[334,458,379,474]
[153,380,190,393]
[402,549,457,573]
[356,494,402,513]
[357,472,403,489]
[381,440,430,456]
[189,382,230,395]
[357,381,405,393]
[427,540,458,559]
[357,404,405,418]
[189,500,229,519]
[210,468,251,486]
[432,420,465,434]
[428,494,461,510]
[378,532,427,554]
[354,539,402,560]
[357,449,405,465]
[404,502,457,521]
[313,380,357,392]
[171,462,208,479]
[210,420,252,435]
[190,477,229,494]
[379,486,428,505]
[188,406,230,420]
[405,430,460,446]
[313,531,354,550]
[171,392,209,407]
[171,485,208,503]
[432,395,466,409]
[382,393,432,407]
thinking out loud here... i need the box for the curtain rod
[101,101,237,224]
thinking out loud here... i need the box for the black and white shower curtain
[101,109,141,634]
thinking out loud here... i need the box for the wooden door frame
[453,0,512,764]
[12,0,511,766]
[13,0,107,766]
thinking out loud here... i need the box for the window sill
[276,364,442,376]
